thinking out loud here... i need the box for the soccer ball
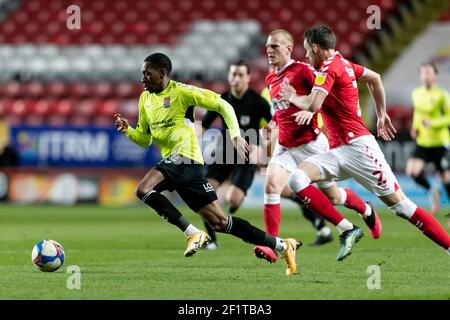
[31,239,65,272]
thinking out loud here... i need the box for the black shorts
[413,145,450,172]
[154,155,218,212]
[206,163,257,193]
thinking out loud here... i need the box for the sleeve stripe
[312,86,329,95]
[360,67,367,78]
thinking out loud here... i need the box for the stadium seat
[0,0,403,127]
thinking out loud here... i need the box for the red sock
[297,185,345,226]
[264,204,281,236]
[343,188,366,214]
[410,207,450,249]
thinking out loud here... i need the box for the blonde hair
[269,29,294,46]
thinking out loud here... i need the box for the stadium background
[0,0,449,209]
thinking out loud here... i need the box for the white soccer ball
[31,239,65,272]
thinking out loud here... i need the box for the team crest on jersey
[240,115,250,126]
[163,97,171,108]
[314,72,327,86]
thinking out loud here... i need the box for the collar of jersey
[152,80,174,96]
[422,84,438,91]
[276,59,295,74]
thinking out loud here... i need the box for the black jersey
[202,89,272,145]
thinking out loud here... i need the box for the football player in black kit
[201,60,331,249]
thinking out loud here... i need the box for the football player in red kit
[253,29,381,263]
[282,25,450,260]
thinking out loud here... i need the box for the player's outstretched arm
[113,113,152,148]
[359,68,396,141]
[280,78,326,112]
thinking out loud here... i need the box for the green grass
[0,204,449,299]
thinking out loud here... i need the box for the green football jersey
[125,80,241,164]
[412,84,450,147]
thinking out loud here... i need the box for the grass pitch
[0,204,449,300]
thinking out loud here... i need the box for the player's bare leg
[226,185,245,213]
[406,158,439,214]
[320,184,382,239]
[198,201,302,275]
[288,161,363,261]
[379,189,450,255]
[438,169,450,209]
[135,169,208,257]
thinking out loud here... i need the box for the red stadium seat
[92,82,113,98]
[70,115,91,127]
[95,99,119,117]
[31,100,52,117]
[76,99,96,117]
[5,82,21,99]
[115,83,134,98]
[10,100,27,117]
[27,83,45,99]
[52,99,74,117]
[68,83,91,99]
[48,83,67,98]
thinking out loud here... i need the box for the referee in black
[201,60,272,249]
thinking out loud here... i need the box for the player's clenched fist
[114,113,129,133]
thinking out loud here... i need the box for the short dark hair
[230,60,250,74]
[420,62,438,74]
[144,53,172,75]
[304,25,336,50]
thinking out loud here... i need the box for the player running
[281,25,450,260]
[406,62,450,214]
[201,60,333,249]
[262,84,336,247]
[253,29,381,263]
[114,53,301,275]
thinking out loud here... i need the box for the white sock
[337,188,347,205]
[363,203,372,218]
[275,237,287,252]
[183,224,200,237]
[336,219,354,234]
[318,226,332,237]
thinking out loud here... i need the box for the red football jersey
[312,51,371,149]
[266,60,321,148]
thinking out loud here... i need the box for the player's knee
[210,216,228,232]
[327,193,341,206]
[389,198,417,219]
[288,169,312,193]
[135,185,149,200]
[264,179,280,194]
[228,192,243,209]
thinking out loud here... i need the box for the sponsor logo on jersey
[314,72,327,86]
[240,115,250,126]
[163,97,171,108]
